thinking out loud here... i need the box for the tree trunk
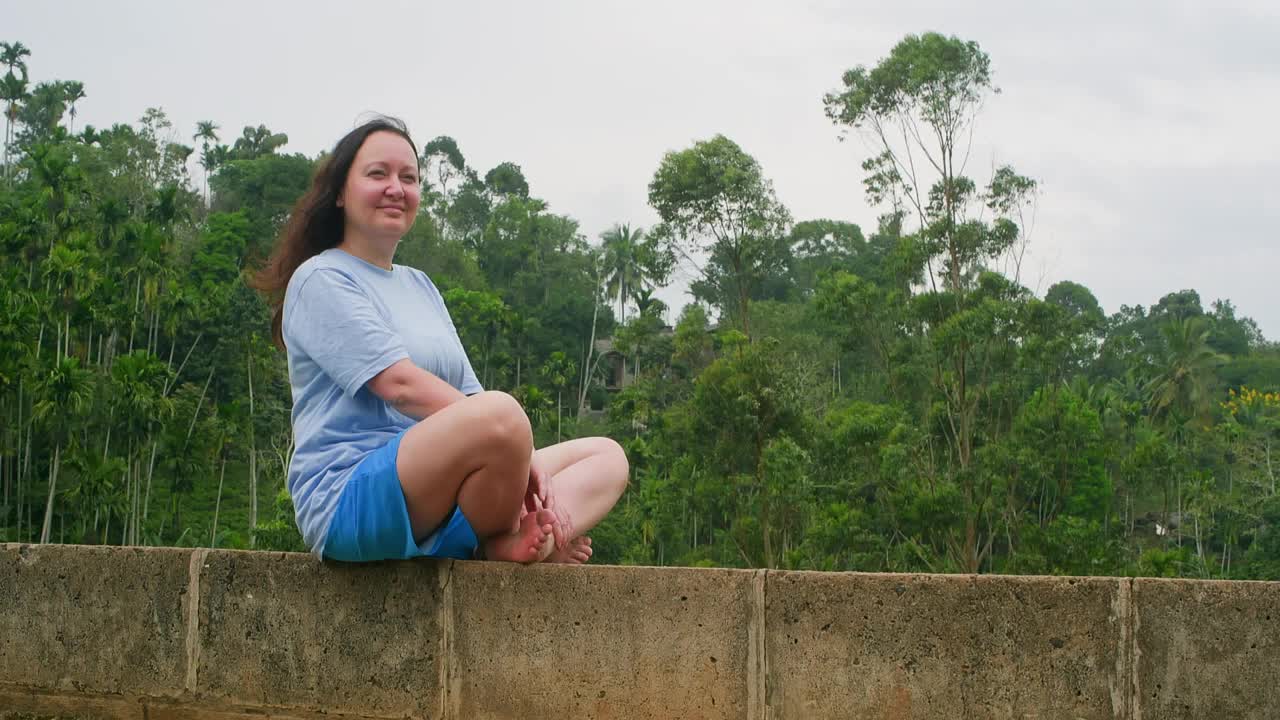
[164,332,202,396]
[39,443,61,544]
[579,264,605,413]
[210,457,226,547]
[132,456,142,545]
[1267,438,1275,495]
[128,275,141,353]
[121,442,132,545]
[143,440,158,522]
[248,349,258,544]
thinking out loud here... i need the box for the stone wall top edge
[5,544,1278,589]
[1130,575,1280,588]
[767,568,1127,584]
[0,542,197,559]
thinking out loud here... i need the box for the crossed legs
[394,391,628,563]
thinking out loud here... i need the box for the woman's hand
[526,454,571,549]
[525,453,549,511]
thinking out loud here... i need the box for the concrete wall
[1,543,1276,719]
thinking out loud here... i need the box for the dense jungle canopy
[1,34,1278,579]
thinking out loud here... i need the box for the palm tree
[193,120,219,204]
[62,449,125,543]
[601,223,648,325]
[0,42,31,78]
[33,355,94,543]
[42,242,89,359]
[109,350,173,544]
[63,81,85,134]
[1147,316,1225,424]
[231,124,287,159]
[1146,316,1226,545]
[0,71,27,178]
[540,351,575,442]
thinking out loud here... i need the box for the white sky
[8,0,1279,336]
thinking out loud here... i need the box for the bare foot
[485,509,556,563]
[546,536,592,564]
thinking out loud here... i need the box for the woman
[254,116,628,564]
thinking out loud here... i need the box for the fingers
[526,465,548,511]
[528,477,566,550]
[545,493,566,549]
[534,466,549,505]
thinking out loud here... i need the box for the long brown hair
[250,116,418,349]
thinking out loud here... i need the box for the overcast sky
[9,1,1279,336]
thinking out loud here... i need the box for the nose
[385,178,405,198]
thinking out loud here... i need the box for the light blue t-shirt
[282,248,483,555]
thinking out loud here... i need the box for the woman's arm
[366,358,467,420]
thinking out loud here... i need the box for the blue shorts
[322,430,478,562]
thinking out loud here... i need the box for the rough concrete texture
[449,562,758,720]
[0,544,190,697]
[1133,578,1280,719]
[766,571,1126,719]
[194,550,446,718]
[6,542,1280,719]
[0,685,143,719]
[0,687,393,720]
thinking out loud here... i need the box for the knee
[470,391,532,456]
[597,437,630,492]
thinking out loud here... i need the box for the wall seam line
[747,569,768,720]
[1129,577,1140,720]
[183,548,208,694]
[439,559,456,720]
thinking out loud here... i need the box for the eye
[368,168,386,177]
[402,174,419,185]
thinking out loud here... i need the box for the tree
[1148,316,1225,425]
[0,42,31,78]
[15,82,69,147]
[540,351,575,442]
[648,135,791,336]
[33,356,93,543]
[229,124,288,160]
[63,81,85,134]
[786,219,871,299]
[484,161,529,198]
[599,223,671,325]
[0,41,30,179]
[684,338,807,567]
[193,120,219,204]
[1,71,27,177]
[824,33,1038,572]
[421,135,468,198]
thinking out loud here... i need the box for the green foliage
[254,488,307,553]
[648,134,791,335]
[0,35,1274,584]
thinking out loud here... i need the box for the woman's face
[338,131,421,242]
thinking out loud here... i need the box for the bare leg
[531,437,629,556]
[394,391,539,561]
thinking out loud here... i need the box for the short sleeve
[285,268,409,397]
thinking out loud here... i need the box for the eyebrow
[362,160,417,173]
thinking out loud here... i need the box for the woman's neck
[337,232,396,271]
